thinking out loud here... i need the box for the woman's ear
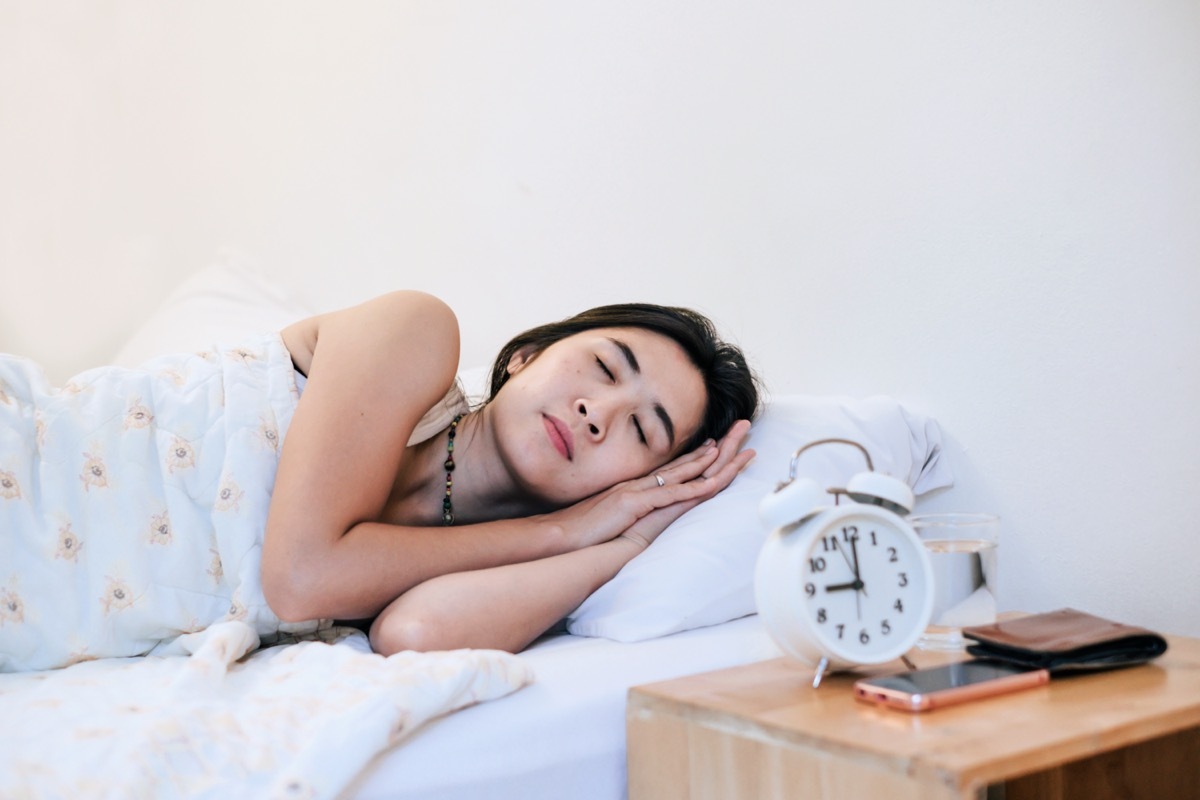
[506,345,538,375]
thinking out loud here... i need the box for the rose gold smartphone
[854,660,1050,712]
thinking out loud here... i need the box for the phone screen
[866,660,1034,694]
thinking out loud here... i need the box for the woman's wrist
[570,537,644,593]
[606,534,648,561]
[530,514,574,558]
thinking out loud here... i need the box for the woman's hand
[615,419,754,551]
[544,419,755,553]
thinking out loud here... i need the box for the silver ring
[654,473,666,487]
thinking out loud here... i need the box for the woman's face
[490,326,706,505]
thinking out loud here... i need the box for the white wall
[2,1,1198,636]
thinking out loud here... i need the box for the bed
[349,615,777,800]
[0,253,953,799]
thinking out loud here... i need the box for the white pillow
[111,249,314,367]
[566,395,954,642]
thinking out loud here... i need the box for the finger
[637,454,703,491]
[716,419,752,456]
[652,468,739,512]
[635,451,754,527]
[658,437,719,472]
[698,447,757,493]
[639,466,726,507]
[619,436,719,492]
[713,448,756,486]
[648,444,719,489]
[702,420,752,478]
[642,418,753,492]
[657,426,750,491]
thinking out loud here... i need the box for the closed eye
[632,416,648,446]
[595,356,615,382]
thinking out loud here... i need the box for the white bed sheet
[346,614,778,800]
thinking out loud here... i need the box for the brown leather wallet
[962,608,1168,673]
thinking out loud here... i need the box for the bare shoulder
[336,290,459,352]
[283,291,459,380]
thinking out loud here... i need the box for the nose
[577,401,605,440]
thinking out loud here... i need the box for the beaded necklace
[442,414,463,525]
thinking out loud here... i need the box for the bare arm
[368,538,642,654]
[263,291,569,621]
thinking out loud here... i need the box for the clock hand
[849,534,866,621]
[832,537,856,574]
[823,580,863,592]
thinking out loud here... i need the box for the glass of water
[909,513,1000,651]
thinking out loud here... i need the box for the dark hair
[487,303,761,454]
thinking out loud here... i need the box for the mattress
[346,614,778,800]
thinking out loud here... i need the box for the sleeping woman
[0,291,759,672]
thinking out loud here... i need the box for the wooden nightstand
[627,631,1200,800]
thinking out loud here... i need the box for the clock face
[799,509,930,663]
[756,504,934,668]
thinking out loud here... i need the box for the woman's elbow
[371,614,429,655]
[369,612,465,655]
[261,561,319,623]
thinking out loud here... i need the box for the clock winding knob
[845,472,914,515]
[758,478,823,530]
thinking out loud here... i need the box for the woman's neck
[383,410,548,528]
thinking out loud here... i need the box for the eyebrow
[608,337,676,448]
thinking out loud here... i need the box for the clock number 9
[805,582,816,597]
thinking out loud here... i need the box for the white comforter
[0,621,532,799]
[1,334,318,671]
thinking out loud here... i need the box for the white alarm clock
[754,438,934,687]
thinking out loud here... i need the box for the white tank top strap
[408,379,470,446]
[291,367,466,446]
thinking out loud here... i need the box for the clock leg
[812,657,830,689]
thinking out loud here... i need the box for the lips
[543,415,574,461]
